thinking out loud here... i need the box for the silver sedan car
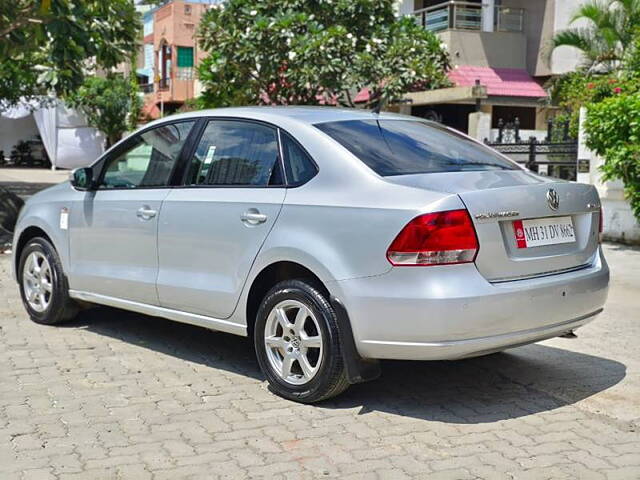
[12,107,609,403]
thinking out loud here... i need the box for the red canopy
[448,66,547,98]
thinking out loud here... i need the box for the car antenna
[371,97,384,115]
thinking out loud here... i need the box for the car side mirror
[70,167,95,191]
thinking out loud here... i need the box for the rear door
[156,119,286,318]
[69,121,195,304]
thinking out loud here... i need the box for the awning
[137,67,153,79]
[447,66,547,98]
[0,99,39,119]
[353,66,545,106]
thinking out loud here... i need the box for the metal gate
[484,118,580,181]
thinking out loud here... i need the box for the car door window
[186,120,283,186]
[281,132,317,185]
[100,121,195,189]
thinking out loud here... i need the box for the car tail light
[387,209,479,266]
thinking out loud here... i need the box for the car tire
[18,237,78,325]
[254,279,349,403]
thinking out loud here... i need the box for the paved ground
[1,243,639,480]
[0,168,69,199]
[0,168,69,250]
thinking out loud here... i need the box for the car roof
[144,106,416,130]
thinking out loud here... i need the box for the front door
[157,119,286,318]
[68,121,195,304]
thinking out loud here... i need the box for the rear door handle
[137,205,157,220]
[241,209,267,225]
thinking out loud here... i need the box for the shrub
[585,92,640,220]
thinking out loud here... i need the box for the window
[281,132,317,185]
[100,122,195,189]
[186,120,282,186]
[315,120,517,176]
[176,46,194,68]
[143,44,154,70]
[143,13,153,36]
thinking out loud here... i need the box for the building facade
[133,0,586,127]
[396,0,587,137]
[137,0,221,119]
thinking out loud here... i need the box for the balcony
[413,1,524,33]
[139,83,154,94]
[158,78,171,91]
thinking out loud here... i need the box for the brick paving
[1,244,639,479]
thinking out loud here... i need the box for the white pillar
[398,104,411,115]
[468,112,491,141]
[482,0,495,32]
[576,107,591,185]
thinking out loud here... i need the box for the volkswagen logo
[546,188,560,210]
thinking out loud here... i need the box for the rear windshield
[315,119,517,176]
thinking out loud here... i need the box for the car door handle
[241,209,267,225]
[137,206,157,220]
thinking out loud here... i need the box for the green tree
[585,92,640,222]
[0,0,139,104]
[66,75,139,148]
[547,20,640,224]
[549,0,640,72]
[197,0,450,109]
[545,70,635,136]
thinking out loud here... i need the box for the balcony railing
[413,2,524,33]
[495,6,524,32]
[139,83,154,94]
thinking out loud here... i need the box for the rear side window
[315,120,517,176]
[281,132,317,185]
[186,120,283,186]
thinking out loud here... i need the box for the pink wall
[148,1,209,107]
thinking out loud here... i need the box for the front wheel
[18,237,78,325]
[254,279,349,403]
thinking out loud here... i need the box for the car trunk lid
[385,170,601,282]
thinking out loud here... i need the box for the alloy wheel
[22,251,53,313]
[264,299,324,385]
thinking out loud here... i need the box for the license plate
[513,216,575,248]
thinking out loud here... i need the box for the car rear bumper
[331,248,609,361]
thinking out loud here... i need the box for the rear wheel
[254,279,349,403]
[18,237,78,325]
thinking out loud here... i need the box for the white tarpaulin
[0,99,104,169]
[0,116,39,155]
[32,104,57,164]
[0,101,33,119]
[55,127,104,169]
[53,104,105,169]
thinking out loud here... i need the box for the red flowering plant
[583,33,640,223]
[545,72,629,136]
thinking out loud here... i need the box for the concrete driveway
[0,168,69,199]
[0,241,639,479]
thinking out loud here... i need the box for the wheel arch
[245,261,329,340]
[244,259,380,385]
